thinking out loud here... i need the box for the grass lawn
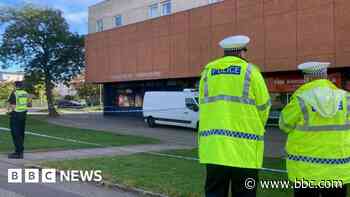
[44,149,350,197]
[0,115,159,153]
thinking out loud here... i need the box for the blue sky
[0,0,104,71]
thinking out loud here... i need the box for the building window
[96,19,103,32]
[116,89,143,108]
[149,3,158,18]
[161,0,171,16]
[115,15,123,27]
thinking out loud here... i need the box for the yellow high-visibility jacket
[279,79,350,184]
[15,90,28,112]
[199,56,271,169]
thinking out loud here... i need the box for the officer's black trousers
[9,112,27,154]
[205,164,258,197]
[294,186,347,197]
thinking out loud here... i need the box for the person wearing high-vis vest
[199,35,271,197]
[7,81,28,159]
[279,62,349,197]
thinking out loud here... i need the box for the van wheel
[147,117,156,128]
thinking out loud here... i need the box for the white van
[143,90,199,129]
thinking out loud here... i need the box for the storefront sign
[267,73,342,93]
[112,72,162,81]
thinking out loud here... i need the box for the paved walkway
[48,114,287,158]
[0,144,193,164]
[0,113,287,196]
[0,143,194,197]
[47,114,198,147]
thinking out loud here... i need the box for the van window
[185,97,199,112]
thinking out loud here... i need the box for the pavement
[0,143,194,197]
[0,155,127,196]
[47,113,287,158]
[0,111,197,197]
[48,113,198,147]
[8,144,194,163]
[0,112,287,197]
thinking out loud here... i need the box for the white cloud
[64,11,88,24]
[4,0,105,34]
[54,0,105,8]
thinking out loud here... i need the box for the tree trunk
[45,79,59,117]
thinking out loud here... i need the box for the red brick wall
[86,0,350,83]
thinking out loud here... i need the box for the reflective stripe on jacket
[279,79,350,184]
[199,56,271,169]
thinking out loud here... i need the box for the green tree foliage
[23,74,43,97]
[23,74,47,106]
[75,83,101,106]
[0,82,13,101]
[0,5,85,116]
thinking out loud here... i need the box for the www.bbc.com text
[245,178,343,190]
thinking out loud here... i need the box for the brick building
[86,0,350,114]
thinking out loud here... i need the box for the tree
[75,82,101,106]
[0,82,13,100]
[24,74,46,106]
[0,5,85,116]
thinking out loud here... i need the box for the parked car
[57,100,84,109]
[143,89,199,129]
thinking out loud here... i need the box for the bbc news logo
[8,169,103,183]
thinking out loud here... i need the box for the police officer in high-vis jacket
[7,81,28,159]
[198,35,271,197]
[279,62,349,197]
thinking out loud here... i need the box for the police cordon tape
[58,106,279,123]
[0,126,287,174]
[65,106,279,119]
[0,127,104,147]
[16,107,192,115]
[0,107,191,114]
[100,107,190,113]
[86,106,279,127]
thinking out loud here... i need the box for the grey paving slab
[47,114,198,147]
[0,144,193,163]
[48,114,287,158]
[0,143,194,197]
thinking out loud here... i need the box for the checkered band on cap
[223,47,247,52]
[298,62,330,76]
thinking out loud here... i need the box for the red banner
[267,73,342,93]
